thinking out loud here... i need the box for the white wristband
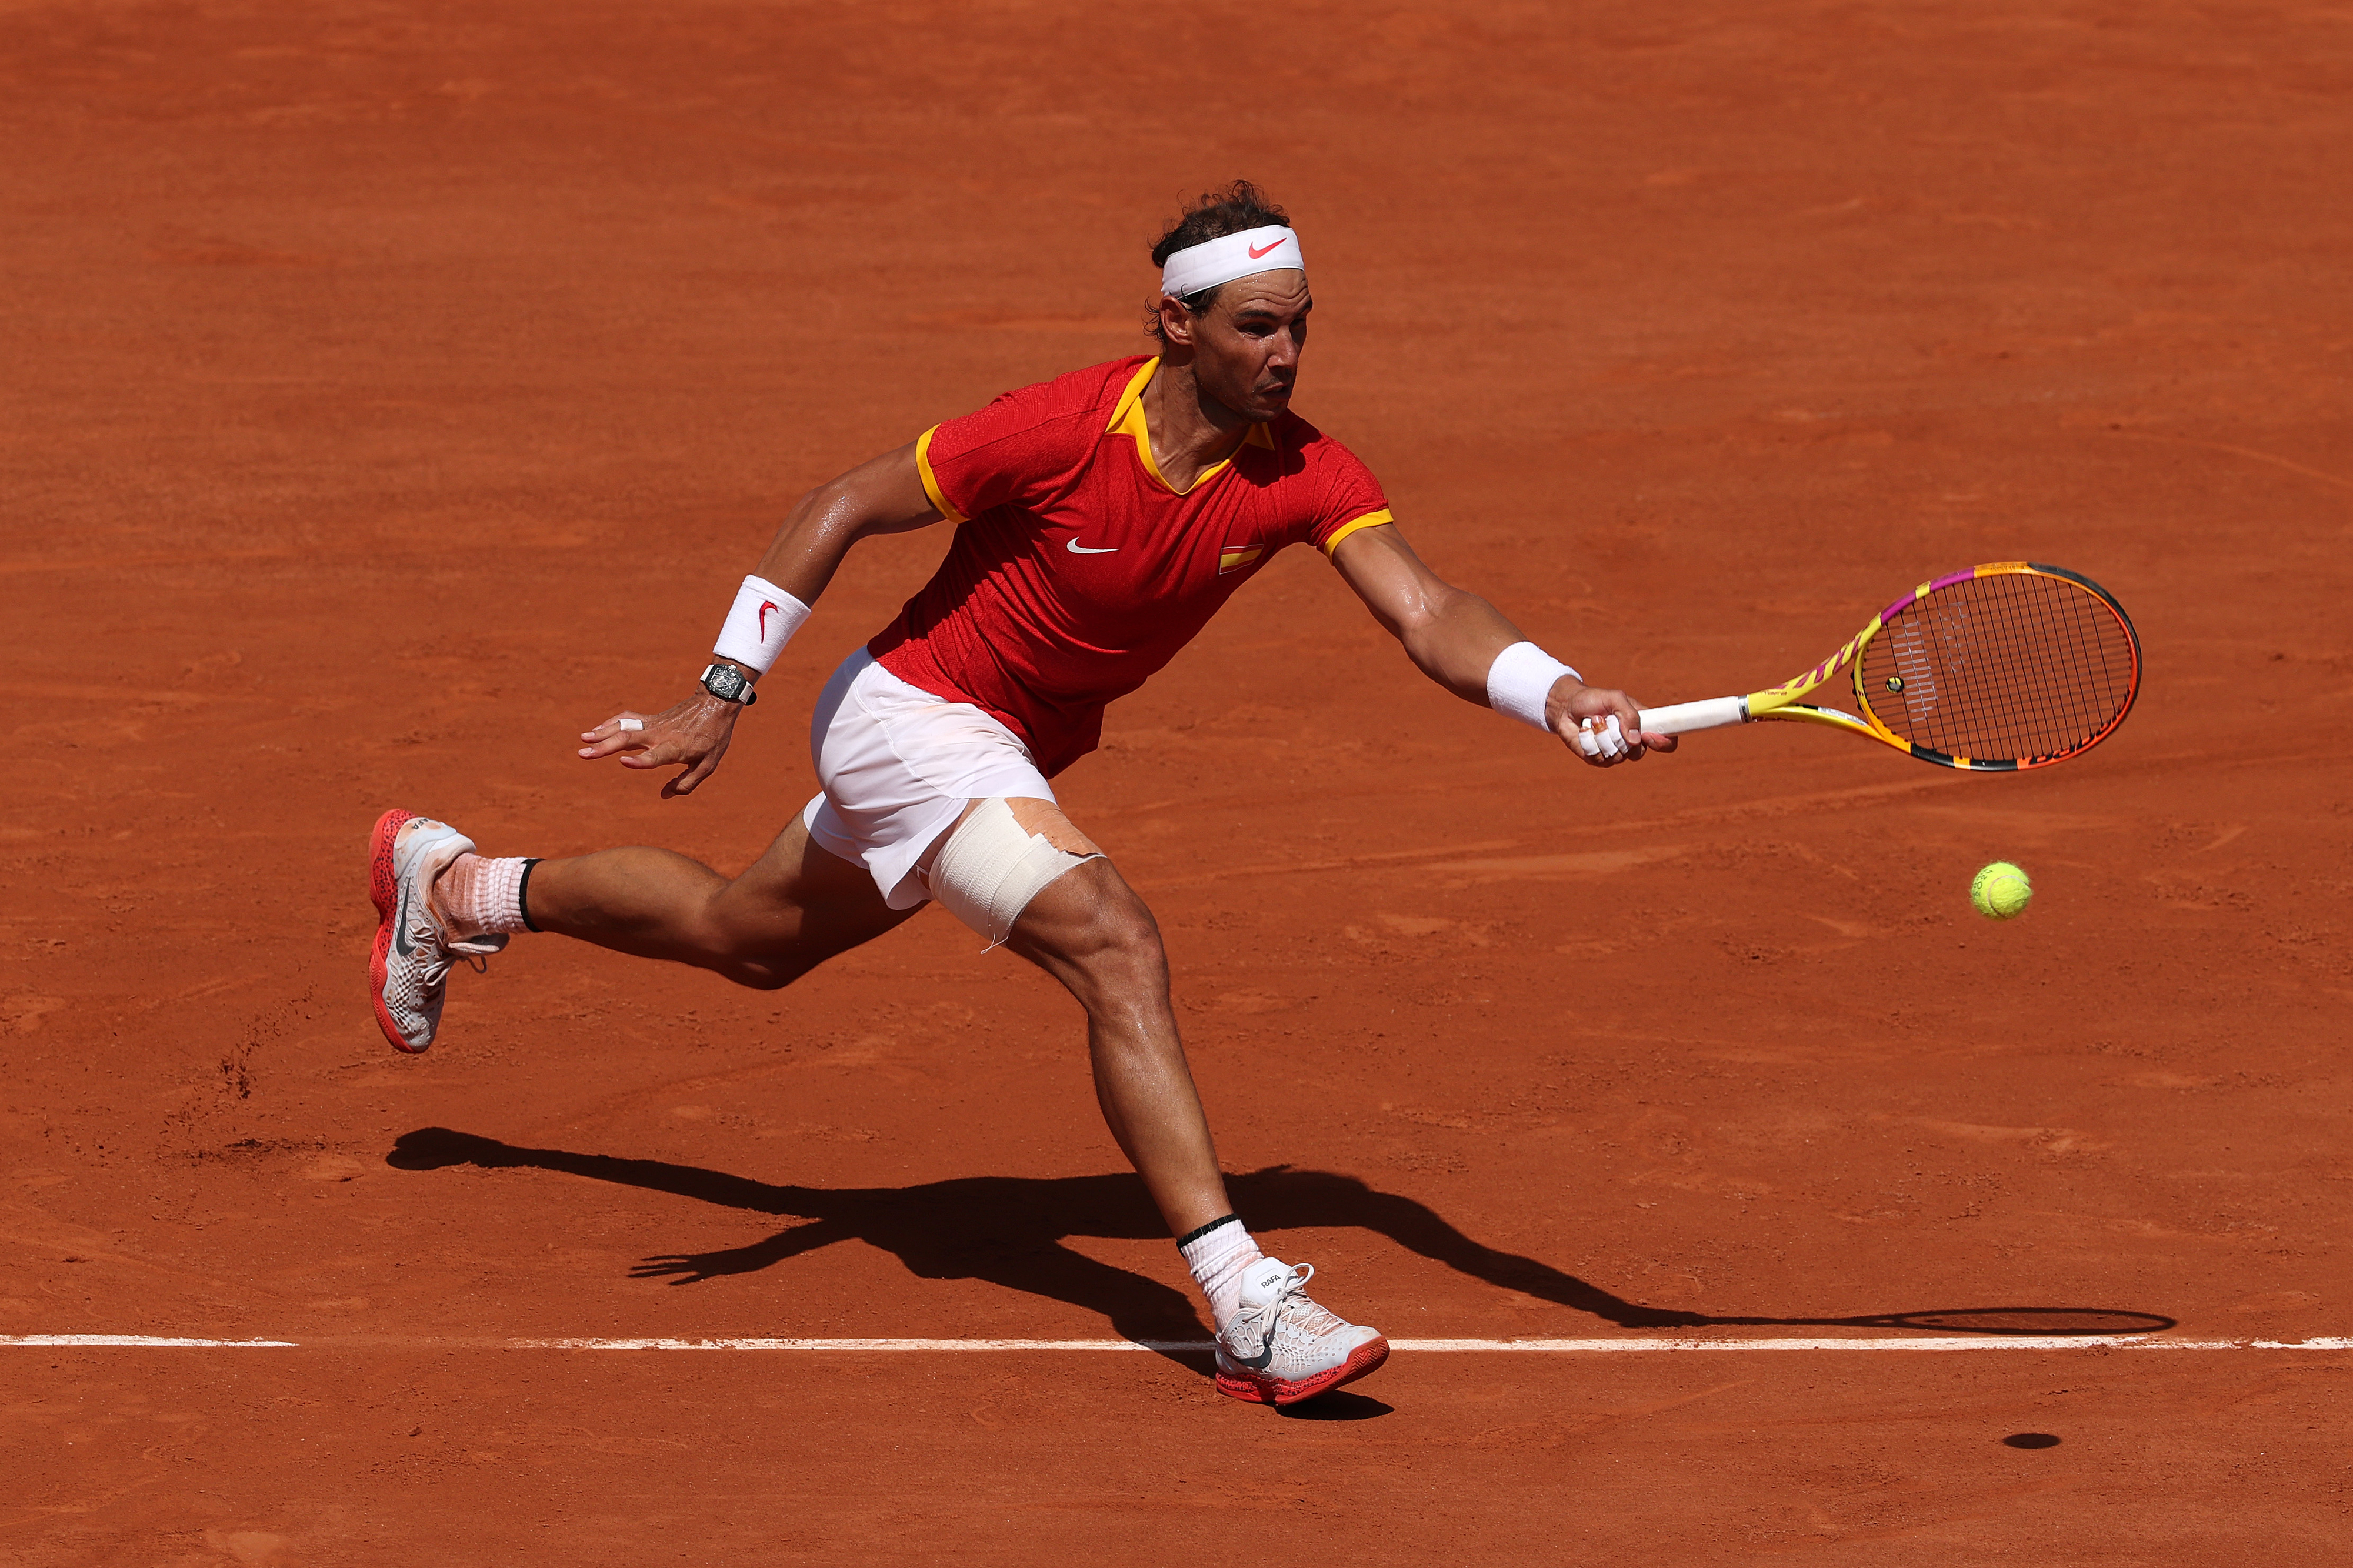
[712,575,810,676]
[1486,641,1582,732]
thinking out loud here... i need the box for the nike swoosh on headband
[1247,238,1288,259]
[1066,539,1118,555]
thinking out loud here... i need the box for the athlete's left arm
[1329,523,1674,765]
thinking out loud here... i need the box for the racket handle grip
[1571,695,1749,756]
[1634,696,1748,735]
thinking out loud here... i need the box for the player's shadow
[386,1127,2175,1358]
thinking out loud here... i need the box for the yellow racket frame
[1617,561,2141,772]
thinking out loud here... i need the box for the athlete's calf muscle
[1004,857,1228,1236]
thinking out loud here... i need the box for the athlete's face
[1161,270,1311,422]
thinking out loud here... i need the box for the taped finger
[618,716,644,733]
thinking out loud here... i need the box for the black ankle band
[516,858,543,933]
[1175,1213,1241,1249]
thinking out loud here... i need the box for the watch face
[704,665,746,701]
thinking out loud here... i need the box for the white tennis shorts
[801,649,1057,910]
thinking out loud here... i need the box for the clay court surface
[5,1,2351,1562]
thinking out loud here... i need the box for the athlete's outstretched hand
[578,693,742,798]
[1547,682,1678,768]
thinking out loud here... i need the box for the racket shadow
[385,1131,2175,1354]
[1224,1167,2175,1337]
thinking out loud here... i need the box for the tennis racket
[1577,562,2141,770]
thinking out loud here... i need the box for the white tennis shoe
[368,809,505,1055]
[1214,1256,1389,1406]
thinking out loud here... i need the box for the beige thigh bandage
[927,798,1101,948]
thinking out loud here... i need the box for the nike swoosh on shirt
[1066,539,1118,554]
[1247,238,1289,259]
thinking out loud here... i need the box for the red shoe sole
[367,809,424,1054]
[1216,1334,1390,1407]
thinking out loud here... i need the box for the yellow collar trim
[1108,358,1275,496]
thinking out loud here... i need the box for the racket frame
[1631,561,2141,771]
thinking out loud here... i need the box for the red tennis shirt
[868,355,1394,777]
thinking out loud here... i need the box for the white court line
[7,1335,2350,1353]
[4,1336,300,1348]
[515,1336,2353,1354]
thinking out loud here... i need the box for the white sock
[434,853,536,936]
[1178,1216,1262,1334]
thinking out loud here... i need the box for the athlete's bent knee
[928,797,1102,948]
[1065,883,1161,967]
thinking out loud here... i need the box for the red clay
[4,1,2350,1563]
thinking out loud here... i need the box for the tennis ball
[1970,861,2032,920]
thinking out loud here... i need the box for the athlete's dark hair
[1146,180,1292,343]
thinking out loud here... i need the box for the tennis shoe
[368,809,505,1055]
[1214,1256,1389,1406]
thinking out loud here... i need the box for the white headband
[1159,225,1305,299]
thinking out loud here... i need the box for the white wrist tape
[1486,641,1583,731]
[712,575,810,676]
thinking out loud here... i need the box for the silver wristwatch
[699,663,758,705]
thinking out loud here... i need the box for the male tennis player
[369,182,1673,1407]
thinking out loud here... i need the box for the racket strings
[1858,572,2137,763]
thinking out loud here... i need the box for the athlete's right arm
[746,441,946,603]
[576,442,944,798]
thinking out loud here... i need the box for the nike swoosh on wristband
[1247,238,1288,259]
[1066,539,1118,555]
[757,600,781,639]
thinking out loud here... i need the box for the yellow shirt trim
[1319,510,1395,556]
[914,425,965,524]
[1106,358,1273,495]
